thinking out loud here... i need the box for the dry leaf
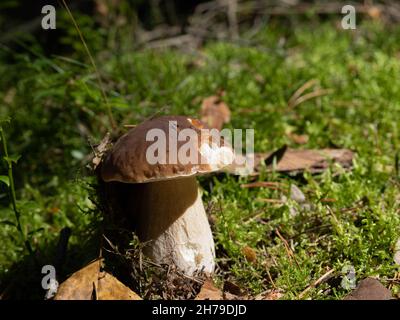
[195,279,223,300]
[226,147,354,176]
[91,132,111,170]
[200,95,231,130]
[270,148,353,173]
[344,278,392,300]
[242,246,257,263]
[54,260,101,300]
[54,259,141,300]
[97,272,141,300]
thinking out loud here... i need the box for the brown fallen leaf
[54,259,141,300]
[54,259,101,300]
[195,279,223,300]
[200,95,231,130]
[97,272,141,300]
[226,147,354,176]
[344,278,393,300]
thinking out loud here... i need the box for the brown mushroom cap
[100,115,234,183]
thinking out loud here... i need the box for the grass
[1,16,400,299]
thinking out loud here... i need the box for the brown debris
[344,278,393,300]
[195,278,223,300]
[255,289,284,300]
[226,147,354,176]
[200,95,231,130]
[97,272,142,300]
[54,259,141,300]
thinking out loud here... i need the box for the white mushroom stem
[130,176,215,276]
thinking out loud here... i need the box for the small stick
[290,89,333,109]
[276,229,300,268]
[266,268,277,289]
[240,181,284,189]
[288,79,318,107]
[258,199,284,204]
[299,268,335,299]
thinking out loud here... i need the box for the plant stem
[0,126,33,255]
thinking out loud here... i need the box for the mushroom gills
[130,176,215,275]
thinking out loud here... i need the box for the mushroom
[100,116,234,275]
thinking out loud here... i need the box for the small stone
[290,184,306,203]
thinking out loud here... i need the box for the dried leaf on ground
[200,95,231,130]
[344,278,393,300]
[97,272,141,300]
[54,259,101,300]
[54,259,141,300]
[195,279,223,300]
[226,147,354,176]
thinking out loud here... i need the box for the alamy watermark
[40,4,358,31]
[341,5,356,30]
[41,5,56,30]
[145,120,254,170]
[41,265,58,299]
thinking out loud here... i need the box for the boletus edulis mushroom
[100,116,234,275]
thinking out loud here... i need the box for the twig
[288,79,318,108]
[258,198,284,204]
[276,228,299,268]
[266,268,277,289]
[240,181,283,189]
[299,268,334,299]
[290,89,334,109]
